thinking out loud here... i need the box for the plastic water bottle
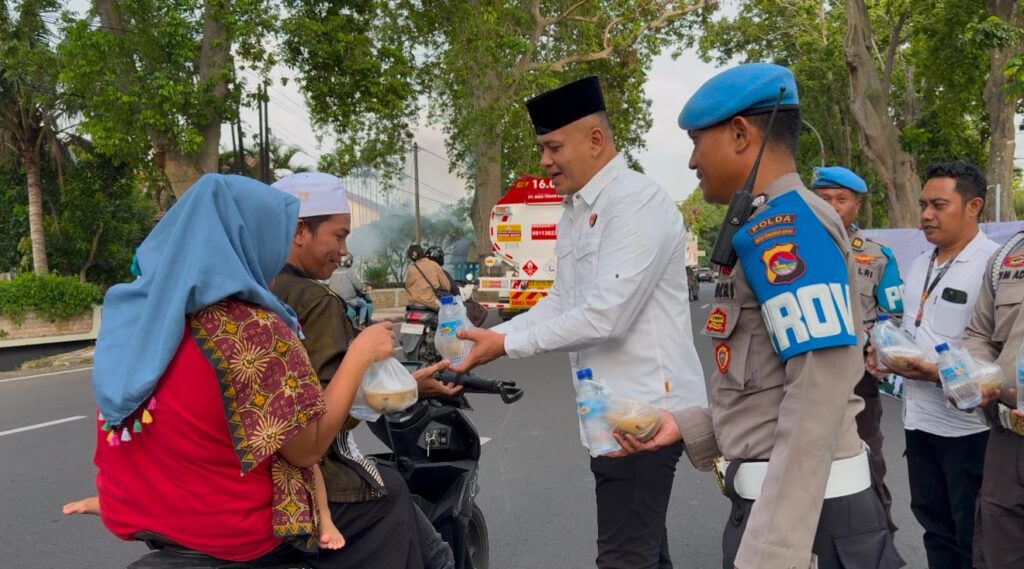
[936,343,982,410]
[434,295,473,364]
[1016,343,1024,410]
[576,368,621,457]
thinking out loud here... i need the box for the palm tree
[218,134,311,182]
[0,0,64,274]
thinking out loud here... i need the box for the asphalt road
[0,282,927,568]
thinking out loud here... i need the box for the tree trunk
[843,0,920,228]
[470,138,502,265]
[983,0,1022,222]
[98,0,230,198]
[79,224,103,282]
[19,147,48,274]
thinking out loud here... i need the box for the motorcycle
[399,304,440,363]
[368,365,523,569]
[126,368,523,569]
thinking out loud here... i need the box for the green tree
[45,149,155,286]
[408,0,714,260]
[693,0,1010,227]
[1,0,66,273]
[278,0,419,179]
[349,210,472,282]
[677,190,725,266]
[60,0,276,198]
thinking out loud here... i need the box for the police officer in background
[616,63,903,569]
[959,231,1024,568]
[810,166,904,529]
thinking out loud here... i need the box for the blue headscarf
[93,174,301,427]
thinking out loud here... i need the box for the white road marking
[0,367,93,385]
[701,303,710,309]
[0,415,88,437]
[480,436,492,445]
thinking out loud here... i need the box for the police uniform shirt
[899,230,997,437]
[849,227,904,327]
[964,232,1024,403]
[673,173,868,569]
[493,153,708,449]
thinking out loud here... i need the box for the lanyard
[914,249,957,328]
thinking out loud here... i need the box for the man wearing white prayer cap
[269,172,460,569]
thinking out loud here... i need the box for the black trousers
[854,371,895,531]
[905,429,988,569]
[722,482,903,569]
[590,442,684,569]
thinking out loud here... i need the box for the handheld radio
[709,86,788,269]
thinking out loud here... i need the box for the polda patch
[747,213,797,236]
[761,242,806,285]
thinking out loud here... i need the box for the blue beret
[678,63,799,131]
[811,166,867,194]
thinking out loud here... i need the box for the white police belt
[715,450,871,501]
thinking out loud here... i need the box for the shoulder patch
[876,245,904,314]
[734,192,857,362]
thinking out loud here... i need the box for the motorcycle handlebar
[434,370,524,404]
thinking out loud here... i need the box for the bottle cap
[935,342,950,353]
[876,314,889,322]
[440,295,455,305]
[576,368,593,381]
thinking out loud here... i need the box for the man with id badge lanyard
[866,162,997,569]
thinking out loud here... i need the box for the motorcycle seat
[128,532,313,569]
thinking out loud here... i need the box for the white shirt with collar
[899,229,998,437]
[493,154,707,450]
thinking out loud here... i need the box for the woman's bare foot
[62,496,100,516]
[318,522,346,550]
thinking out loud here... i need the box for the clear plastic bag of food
[871,315,930,372]
[961,350,1003,392]
[606,398,663,441]
[349,358,419,421]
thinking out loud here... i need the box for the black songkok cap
[525,76,606,135]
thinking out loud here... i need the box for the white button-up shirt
[494,154,707,449]
[899,229,997,437]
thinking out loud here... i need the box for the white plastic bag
[349,358,419,421]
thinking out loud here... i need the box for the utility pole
[413,141,422,245]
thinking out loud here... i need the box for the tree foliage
[405,0,714,258]
[59,0,276,197]
[348,209,472,283]
[678,190,725,266]
[279,0,419,178]
[692,0,1012,227]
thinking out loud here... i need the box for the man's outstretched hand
[411,359,463,398]
[607,410,683,457]
[450,327,506,372]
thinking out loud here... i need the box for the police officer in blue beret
[811,166,904,533]
[615,63,904,569]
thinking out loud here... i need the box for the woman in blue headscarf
[64,175,409,565]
